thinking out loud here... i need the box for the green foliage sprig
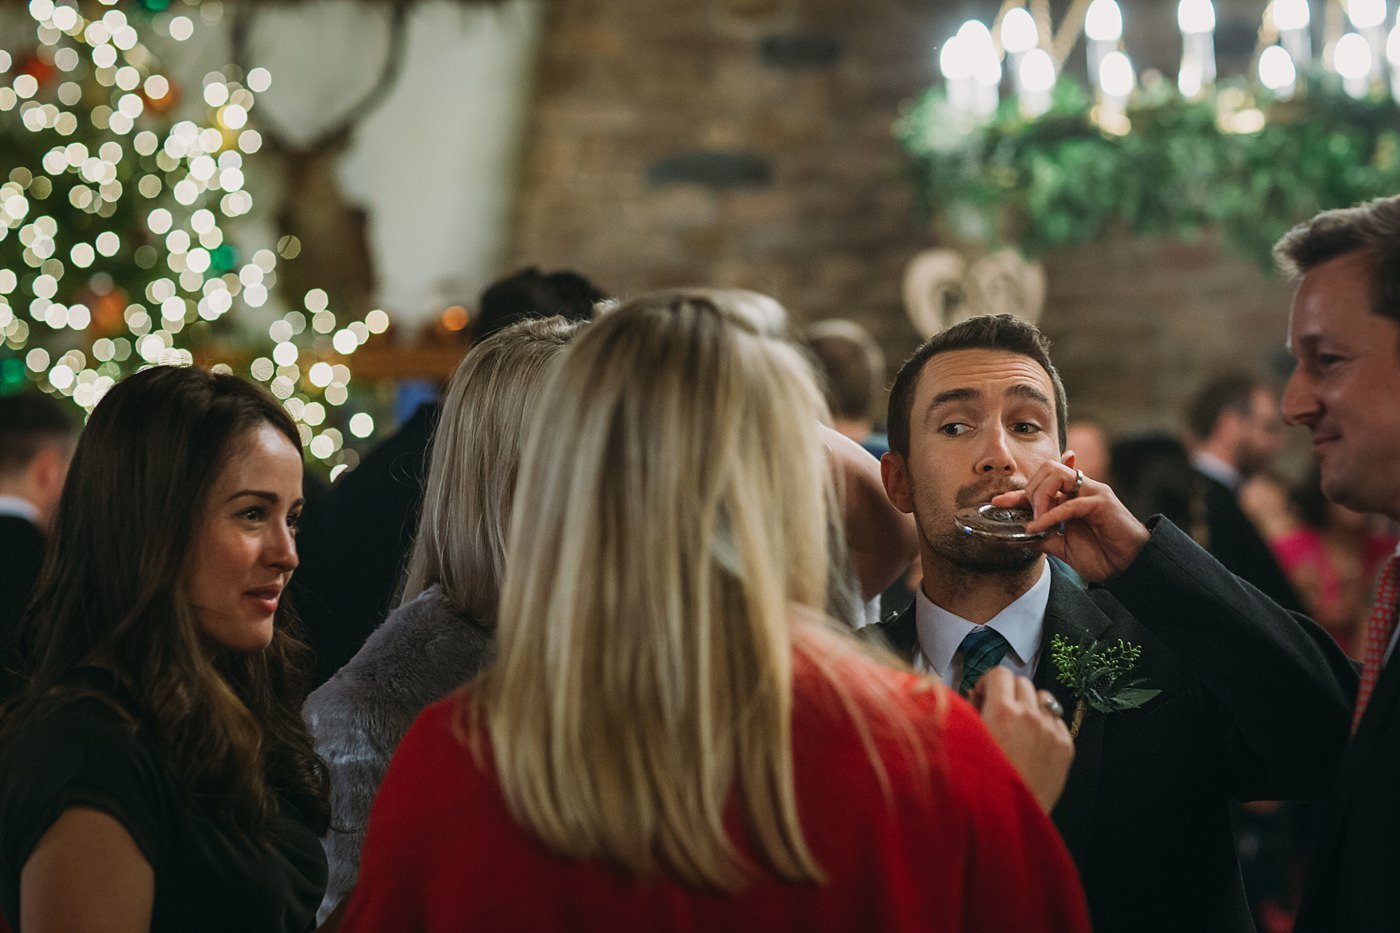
[1050,634,1161,738]
[896,74,1400,267]
[1050,634,1160,712]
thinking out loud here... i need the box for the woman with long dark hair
[0,366,330,932]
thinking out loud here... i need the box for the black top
[0,673,326,932]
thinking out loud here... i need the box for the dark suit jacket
[873,520,1354,933]
[1296,621,1400,931]
[1195,470,1304,615]
[0,514,44,695]
[294,402,441,687]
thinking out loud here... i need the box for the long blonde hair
[474,289,848,890]
[401,316,582,623]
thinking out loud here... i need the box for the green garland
[896,74,1400,267]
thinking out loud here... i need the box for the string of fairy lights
[0,0,386,476]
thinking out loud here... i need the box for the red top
[1273,526,1398,656]
[343,652,1090,933]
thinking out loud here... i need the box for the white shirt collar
[1192,450,1242,492]
[913,560,1051,685]
[0,495,40,525]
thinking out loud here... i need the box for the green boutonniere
[1049,635,1162,739]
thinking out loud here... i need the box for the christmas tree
[0,0,383,474]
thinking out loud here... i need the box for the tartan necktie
[1353,554,1400,735]
[958,626,1011,694]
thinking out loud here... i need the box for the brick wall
[506,0,1304,453]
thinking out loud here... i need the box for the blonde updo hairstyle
[401,316,583,624]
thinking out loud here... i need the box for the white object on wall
[162,0,544,332]
[901,247,1046,337]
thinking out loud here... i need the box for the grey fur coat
[303,584,494,923]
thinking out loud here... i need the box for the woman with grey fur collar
[304,317,583,924]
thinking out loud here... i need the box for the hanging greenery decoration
[896,75,1400,268]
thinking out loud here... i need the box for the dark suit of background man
[0,392,76,690]
[1274,195,1400,932]
[293,267,607,686]
[1184,370,1304,613]
[873,314,1353,933]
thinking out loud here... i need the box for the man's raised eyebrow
[926,387,981,413]
[1008,383,1052,407]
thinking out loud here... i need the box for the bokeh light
[0,0,385,472]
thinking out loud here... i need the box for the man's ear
[28,444,69,510]
[881,451,915,514]
[1212,410,1244,449]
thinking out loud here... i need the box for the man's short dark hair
[1274,194,1400,329]
[0,391,76,476]
[805,319,885,423]
[471,267,608,344]
[886,313,1067,458]
[1185,371,1265,443]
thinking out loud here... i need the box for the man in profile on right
[1274,195,1400,931]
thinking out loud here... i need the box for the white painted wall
[238,0,545,329]
[142,0,542,330]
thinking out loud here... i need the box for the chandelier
[898,0,1400,268]
[936,0,1398,131]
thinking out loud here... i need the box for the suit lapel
[874,602,920,663]
[1313,651,1400,870]
[1039,566,1117,863]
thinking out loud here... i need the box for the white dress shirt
[1191,450,1242,493]
[0,495,40,525]
[914,561,1052,689]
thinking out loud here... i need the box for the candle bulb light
[1177,0,1217,98]
[1085,0,1124,93]
[1347,0,1388,85]
[1335,31,1375,97]
[1388,20,1400,102]
[1274,0,1313,69]
[1019,48,1056,117]
[1097,49,1135,134]
[957,20,1001,120]
[1001,7,1040,99]
[1259,44,1298,99]
[939,34,973,121]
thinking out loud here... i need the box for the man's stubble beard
[927,523,1043,573]
[921,475,1042,574]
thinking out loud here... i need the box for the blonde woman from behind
[341,290,1089,932]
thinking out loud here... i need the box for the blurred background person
[341,290,1086,932]
[804,318,888,458]
[1109,432,1207,538]
[1066,419,1111,485]
[1269,467,1399,660]
[0,366,329,932]
[305,316,583,924]
[0,392,76,693]
[295,266,608,687]
[1238,471,1301,547]
[1184,371,1303,613]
